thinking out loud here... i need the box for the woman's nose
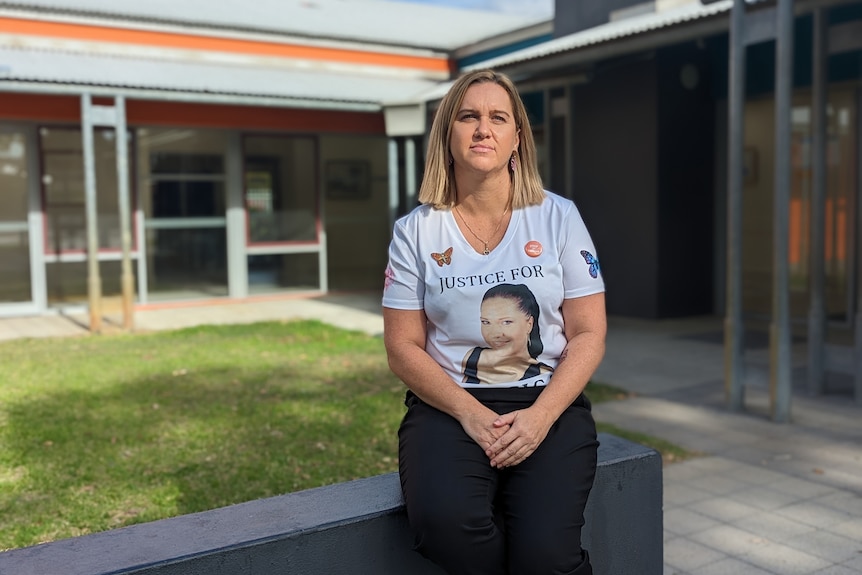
[474,117,491,138]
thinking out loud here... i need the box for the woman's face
[480,297,533,354]
[449,82,519,175]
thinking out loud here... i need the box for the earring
[448,157,454,166]
[510,154,517,172]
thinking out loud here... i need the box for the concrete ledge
[0,433,662,575]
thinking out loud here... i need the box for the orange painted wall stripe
[0,93,385,134]
[127,101,385,133]
[0,16,452,73]
[0,93,79,121]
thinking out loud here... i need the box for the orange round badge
[524,241,543,257]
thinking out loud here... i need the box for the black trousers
[398,387,598,575]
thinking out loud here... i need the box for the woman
[382,69,606,575]
[462,283,554,385]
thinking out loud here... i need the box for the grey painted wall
[571,55,660,318]
[0,433,663,575]
[554,0,649,37]
[570,41,716,319]
[656,43,716,317]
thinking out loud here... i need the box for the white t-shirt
[383,191,604,388]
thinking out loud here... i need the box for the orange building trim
[0,93,386,133]
[128,101,386,133]
[0,93,80,121]
[0,16,452,73]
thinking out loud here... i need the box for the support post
[114,97,135,330]
[725,0,746,411]
[808,9,827,396]
[405,137,417,210]
[387,138,400,234]
[855,87,862,405]
[770,0,794,423]
[80,93,102,333]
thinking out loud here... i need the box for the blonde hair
[418,69,545,210]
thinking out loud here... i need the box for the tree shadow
[2,348,404,547]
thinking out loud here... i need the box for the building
[2,0,860,412]
[468,0,862,413]
[0,0,549,320]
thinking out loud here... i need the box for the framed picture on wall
[325,160,370,200]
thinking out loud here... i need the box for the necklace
[455,204,509,255]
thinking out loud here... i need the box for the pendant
[482,244,490,255]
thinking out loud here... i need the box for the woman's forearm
[531,330,605,423]
[532,294,606,423]
[387,340,488,422]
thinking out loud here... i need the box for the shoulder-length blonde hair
[418,69,545,210]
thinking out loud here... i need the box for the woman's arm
[383,307,511,451]
[485,292,606,468]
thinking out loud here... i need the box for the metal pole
[808,9,827,396]
[770,0,794,423]
[114,97,135,330]
[387,138,400,233]
[855,86,862,406]
[80,93,102,333]
[405,137,417,209]
[725,0,746,411]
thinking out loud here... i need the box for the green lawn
[0,321,690,551]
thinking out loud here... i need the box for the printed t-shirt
[382,191,604,388]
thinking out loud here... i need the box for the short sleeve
[382,218,425,310]
[560,203,605,299]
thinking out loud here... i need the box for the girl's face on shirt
[480,297,533,354]
[449,82,520,175]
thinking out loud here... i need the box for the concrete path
[1,296,861,574]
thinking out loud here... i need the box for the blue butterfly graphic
[580,250,601,279]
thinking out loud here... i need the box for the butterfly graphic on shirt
[580,250,600,279]
[431,247,453,267]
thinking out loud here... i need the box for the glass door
[40,126,128,307]
[138,128,228,301]
[0,128,33,312]
[742,88,857,322]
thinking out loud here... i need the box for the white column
[225,132,248,299]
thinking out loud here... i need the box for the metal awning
[0,47,442,110]
[0,0,547,52]
[466,0,732,76]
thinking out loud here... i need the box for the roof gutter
[0,79,382,111]
[469,12,731,80]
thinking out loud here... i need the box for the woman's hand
[485,405,554,468]
[460,407,511,452]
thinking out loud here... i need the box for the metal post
[564,85,574,199]
[808,9,827,396]
[225,132,248,299]
[387,138,400,234]
[114,97,135,330]
[80,93,102,333]
[855,87,862,405]
[725,0,747,411]
[405,137,417,209]
[770,0,794,423]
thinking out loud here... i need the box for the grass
[0,321,693,551]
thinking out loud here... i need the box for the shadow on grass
[1,323,406,548]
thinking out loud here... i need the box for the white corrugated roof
[0,46,440,109]
[466,0,732,70]
[0,0,548,52]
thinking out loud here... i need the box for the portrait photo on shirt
[461,283,554,385]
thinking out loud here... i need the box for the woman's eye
[492,115,506,123]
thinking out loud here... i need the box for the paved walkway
[1,295,861,574]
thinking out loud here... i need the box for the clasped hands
[463,405,554,468]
